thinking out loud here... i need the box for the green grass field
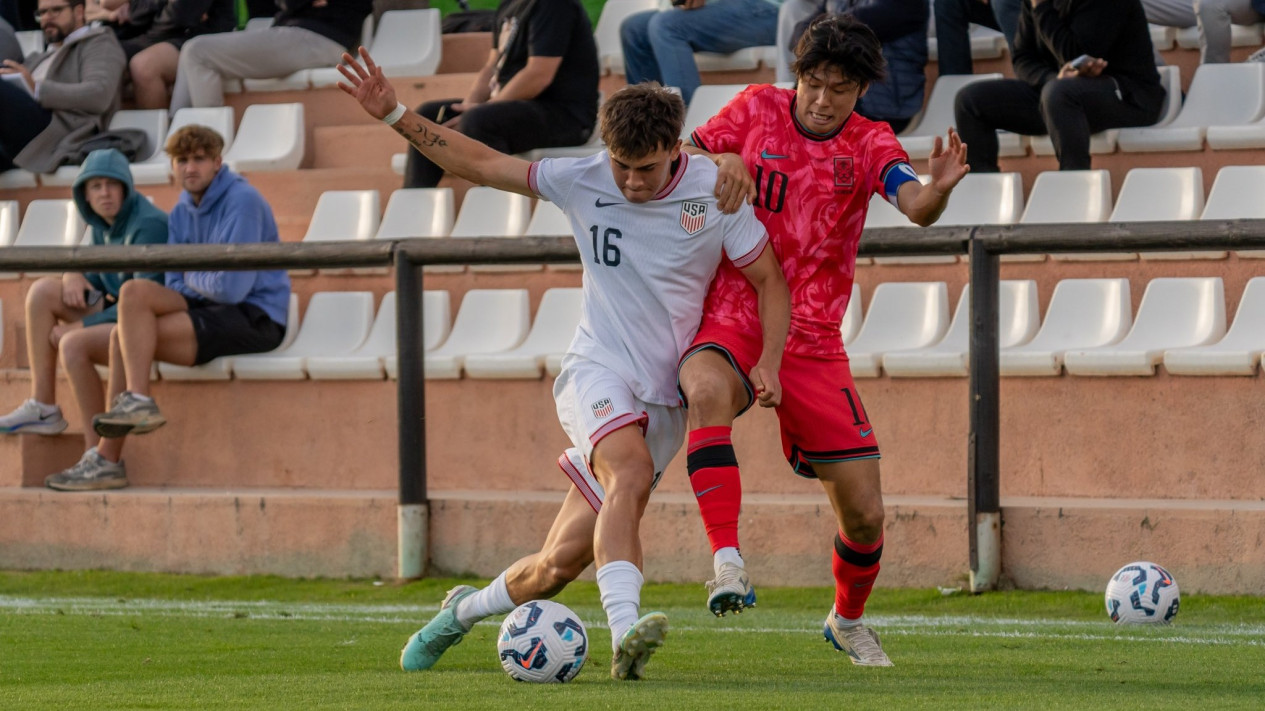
[1,571,1262,710]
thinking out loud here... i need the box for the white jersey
[529,151,769,405]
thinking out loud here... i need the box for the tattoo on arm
[396,119,447,153]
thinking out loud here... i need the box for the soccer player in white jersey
[338,48,790,680]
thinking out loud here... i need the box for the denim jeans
[621,0,781,105]
[933,0,1022,76]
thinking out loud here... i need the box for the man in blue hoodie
[47,125,290,491]
[1,149,167,462]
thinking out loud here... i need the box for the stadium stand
[846,281,950,378]
[224,103,306,173]
[425,288,530,379]
[1000,278,1132,377]
[464,287,583,379]
[1117,62,1265,152]
[375,188,455,241]
[232,291,375,379]
[297,189,381,276]
[1021,169,1111,263]
[1164,277,1265,376]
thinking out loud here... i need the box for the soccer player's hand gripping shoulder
[336,47,534,198]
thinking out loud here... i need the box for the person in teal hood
[0,148,168,459]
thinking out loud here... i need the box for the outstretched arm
[737,245,789,408]
[897,128,970,227]
[337,47,534,197]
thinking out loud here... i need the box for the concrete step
[1,487,1260,593]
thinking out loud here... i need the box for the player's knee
[26,276,62,312]
[57,331,90,367]
[117,279,157,308]
[844,505,885,543]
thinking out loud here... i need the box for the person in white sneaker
[0,149,167,491]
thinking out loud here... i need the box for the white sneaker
[823,613,893,666]
[610,612,668,681]
[705,561,757,616]
[0,399,68,435]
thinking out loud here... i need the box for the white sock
[833,611,862,628]
[597,560,643,652]
[454,572,514,630]
[713,546,744,575]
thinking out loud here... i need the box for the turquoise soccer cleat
[399,585,478,671]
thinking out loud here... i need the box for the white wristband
[382,102,407,126]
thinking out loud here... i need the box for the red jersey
[691,84,913,356]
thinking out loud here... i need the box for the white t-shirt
[528,151,769,405]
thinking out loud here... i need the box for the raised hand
[336,47,399,121]
[927,127,970,193]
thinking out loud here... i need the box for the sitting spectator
[45,126,291,492]
[120,0,237,109]
[403,0,598,189]
[169,0,372,111]
[0,0,126,174]
[777,0,928,133]
[1,15,22,62]
[621,0,782,105]
[1144,0,1263,64]
[933,0,1023,75]
[0,149,167,462]
[954,0,1165,172]
[92,0,168,43]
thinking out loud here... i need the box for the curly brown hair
[165,125,225,161]
[599,82,685,159]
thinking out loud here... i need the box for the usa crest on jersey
[591,398,613,418]
[680,200,707,235]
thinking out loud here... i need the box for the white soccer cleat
[705,561,757,616]
[610,612,668,681]
[823,612,893,667]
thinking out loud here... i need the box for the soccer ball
[1104,561,1180,624]
[497,600,588,683]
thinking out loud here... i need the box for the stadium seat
[1030,66,1181,157]
[40,109,170,186]
[1208,55,1265,147]
[0,169,37,188]
[390,152,407,176]
[865,191,956,265]
[14,199,85,247]
[1117,63,1265,152]
[898,73,1002,160]
[595,0,661,74]
[307,290,453,380]
[1000,278,1131,376]
[1117,167,1221,261]
[694,47,764,73]
[451,187,534,272]
[158,295,299,380]
[526,201,582,271]
[0,201,18,246]
[298,190,380,275]
[935,172,1023,226]
[1063,277,1226,376]
[1022,170,1111,262]
[846,282,950,377]
[15,29,43,56]
[1200,165,1265,258]
[1149,24,1176,50]
[131,107,235,185]
[884,280,1040,377]
[841,283,862,345]
[1164,277,1265,376]
[309,9,440,86]
[224,103,305,172]
[465,288,583,379]
[1175,21,1263,49]
[384,290,452,379]
[376,188,455,240]
[425,289,531,379]
[681,84,749,139]
[232,292,375,379]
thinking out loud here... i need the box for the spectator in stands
[621,0,783,105]
[1144,0,1264,64]
[776,0,929,133]
[954,0,1165,172]
[0,0,126,174]
[45,126,291,492]
[169,0,372,111]
[0,149,167,464]
[1,15,22,62]
[119,0,237,109]
[933,0,1023,75]
[402,0,599,189]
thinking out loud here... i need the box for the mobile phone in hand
[85,289,103,307]
[1069,54,1092,70]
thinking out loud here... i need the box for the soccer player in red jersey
[677,15,969,666]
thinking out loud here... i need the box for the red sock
[832,531,883,619]
[686,426,742,553]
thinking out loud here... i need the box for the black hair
[791,14,887,88]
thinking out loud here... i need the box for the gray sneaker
[45,447,128,491]
[93,392,166,438]
[0,399,69,435]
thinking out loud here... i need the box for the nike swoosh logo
[595,198,623,208]
[521,639,543,668]
[695,485,724,497]
[859,427,873,438]
[760,150,788,160]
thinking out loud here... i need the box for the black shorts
[183,296,285,365]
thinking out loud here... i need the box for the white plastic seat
[465,288,583,379]
[845,282,950,377]
[1200,165,1265,258]
[425,289,531,379]
[1175,21,1263,49]
[1118,63,1265,152]
[376,188,454,240]
[299,190,380,275]
[694,46,763,72]
[928,23,1008,61]
[0,170,37,189]
[158,295,298,380]
[1001,278,1132,376]
[14,199,85,246]
[390,152,407,175]
[864,191,955,265]
[309,9,440,86]
[526,200,583,272]
[898,73,1002,160]
[1111,167,1220,261]
[681,84,749,139]
[595,0,662,74]
[1064,278,1226,376]
[841,283,863,345]
[1030,66,1181,157]
[935,172,1023,226]
[884,281,1039,377]
[1022,170,1111,263]
[130,107,235,185]
[224,103,305,172]
[306,290,453,380]
[1164,277,1265,375]
[1149,24,1176,50]
[0,201,18,246]
[16,30,44,56]
[232,291,375,379]
[451,187,534,272]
